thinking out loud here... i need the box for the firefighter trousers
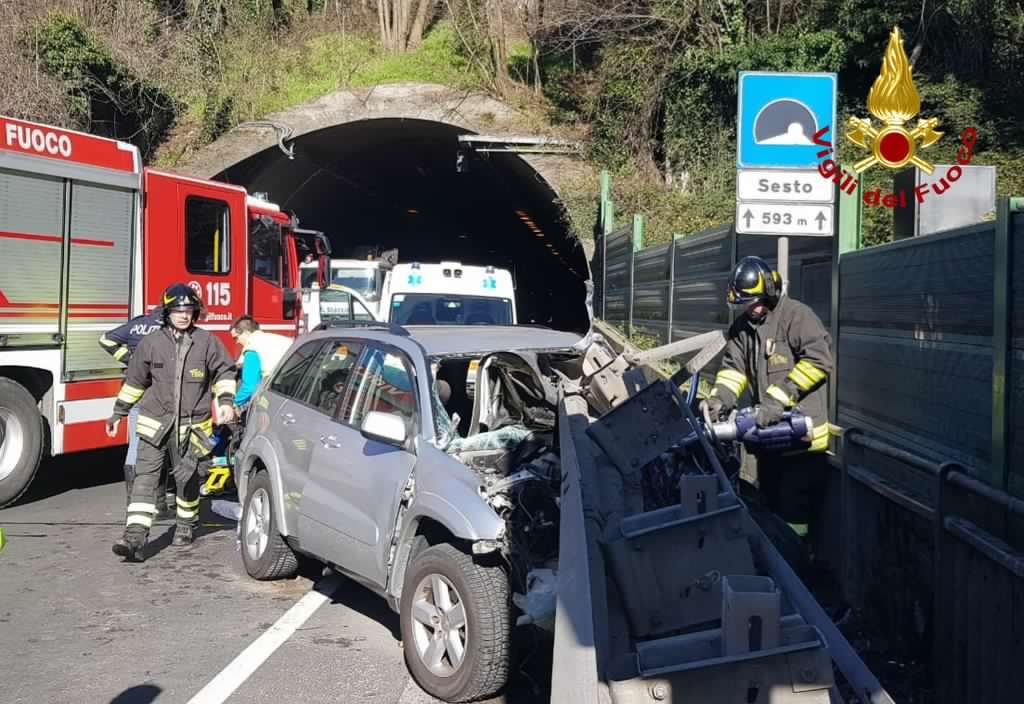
[124,433,200,542]
[756,451,828,540]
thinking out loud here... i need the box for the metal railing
[841,427,1024,703]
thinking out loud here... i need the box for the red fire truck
[0,115,328,506]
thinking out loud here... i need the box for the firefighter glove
[755,397,786,428]
[700,396,726,421]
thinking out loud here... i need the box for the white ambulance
[382,261,517,326]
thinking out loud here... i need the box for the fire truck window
[249,217,282,285]
[186,197,231,275]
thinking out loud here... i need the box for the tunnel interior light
[407,208,419,214]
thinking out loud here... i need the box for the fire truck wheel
[0,379,46,508]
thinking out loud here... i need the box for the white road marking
[184,575,342,704]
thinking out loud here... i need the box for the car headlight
[472,539,503,555]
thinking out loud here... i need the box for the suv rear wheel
[400,543,511,702]
[240,470,298,580]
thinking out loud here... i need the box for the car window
[341,346,417,431]
[269,341,325,400]
[300,340,364,416]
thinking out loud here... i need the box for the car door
[294,338,370,566]
[264,339,328,516]
[301,341,419,588]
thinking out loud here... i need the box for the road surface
[0,448,548,704]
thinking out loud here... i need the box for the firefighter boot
[172,521,194,547]
[112,526,147,562]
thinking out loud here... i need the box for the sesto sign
[736,168,833,203]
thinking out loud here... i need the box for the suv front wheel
[400,543,511,702]
[240,470,298,581]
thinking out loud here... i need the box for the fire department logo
[187,280,202,299]
[847,26,943,174]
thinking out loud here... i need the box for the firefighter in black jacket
[99,307,167,511]
[701,256,834,545]
[106,284,237,561]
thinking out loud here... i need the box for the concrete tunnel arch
[175,83,592,332]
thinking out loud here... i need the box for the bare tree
[485,0,511,88]
[377,0,435,52]
[406,0,437,49]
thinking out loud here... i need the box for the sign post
[736,71,838,283]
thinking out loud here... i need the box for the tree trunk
[528,0,543,94]
[378,0,391,50]
[407,0,434,50]
[486,0,510,89]
[396,0,413,52]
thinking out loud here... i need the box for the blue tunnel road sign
[737,72,837,169]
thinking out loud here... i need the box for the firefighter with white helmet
[106,283,237,561]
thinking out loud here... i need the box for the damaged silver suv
[235,321,586,702]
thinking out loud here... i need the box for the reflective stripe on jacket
[712,295,834,452]
[112,326,237,446]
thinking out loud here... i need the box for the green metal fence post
[831,166,863,427]
[992,197,1012,491]
[600,169,611,231]
[667,234,681,343]
[601,171,615,322]
[833,166,862,604]
[627,214,643,337]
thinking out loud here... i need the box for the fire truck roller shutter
[63,183,135,379]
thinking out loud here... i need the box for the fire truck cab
[0,115,326,507]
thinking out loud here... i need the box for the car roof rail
[313,319,410,336]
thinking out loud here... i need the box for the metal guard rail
[552,392,894,704]
[841,428,1024,583]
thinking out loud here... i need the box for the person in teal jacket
[230,317,293,410]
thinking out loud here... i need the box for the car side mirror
[361,411,407,446]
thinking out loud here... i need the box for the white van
[301,257,388,320]
[382,261,517,325]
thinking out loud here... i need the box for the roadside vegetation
[3,1,1022,244]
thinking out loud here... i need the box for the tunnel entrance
[213,118,590,332]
